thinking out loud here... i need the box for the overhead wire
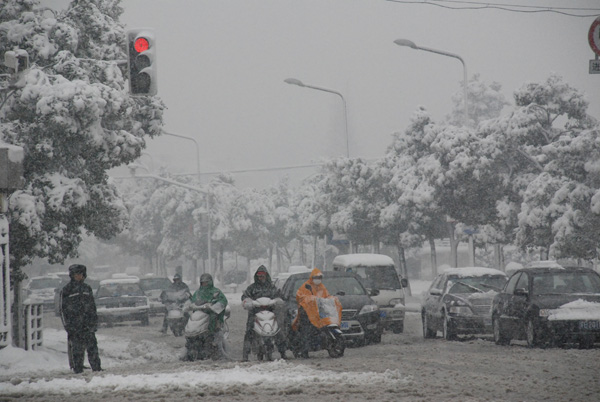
[385,0,600,17]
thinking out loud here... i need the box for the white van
[332,254,409,333]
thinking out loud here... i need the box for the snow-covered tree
[262,177,299,272]
[483,74,599,259]
[381,107,445,273]
[447,74,509,127]
[0,0,164,268]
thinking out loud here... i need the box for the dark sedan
[492,266,600,348]
[422,267,508,340]
[281,271,382,346]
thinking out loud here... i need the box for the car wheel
[370,331,382,344]
[422,313,436,339]
[526,318,539,348]
[442,312,457,341]
[493,315,510,345]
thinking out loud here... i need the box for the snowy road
[1,291,600,401]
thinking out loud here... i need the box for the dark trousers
[297,307,313,355]
[68,331,101,373]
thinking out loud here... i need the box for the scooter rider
[295,268,330,358]
[160,273,190,334]
[241,265,287,361]
[183,273,228,360]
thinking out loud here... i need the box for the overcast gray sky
[46,0,600,187]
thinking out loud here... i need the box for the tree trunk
[428,237,438,277]
[396,244,412,296]
[447,222,459,268]
[312,235,317,268]
[299,237,305,265]
[268,246,273,271]
[494,244,504,271]
[276,246,282,275]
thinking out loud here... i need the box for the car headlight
[359,304,379,315]
[538,309,551,317]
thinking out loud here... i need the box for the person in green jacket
[184,273,229,360]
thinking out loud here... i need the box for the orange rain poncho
[292,268,342,330]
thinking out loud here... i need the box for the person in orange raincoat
[292,268,342,358]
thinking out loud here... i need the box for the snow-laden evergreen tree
[0,0,164,268]
[381,107,445,274]
[493,74,600,259]
[262,177,299,272]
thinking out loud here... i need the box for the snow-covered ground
[0,281,429,399]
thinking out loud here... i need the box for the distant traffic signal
[126,29,157,96]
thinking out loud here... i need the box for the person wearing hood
[60,264,102,374]
[184,273,228,360]
[159,273,191,334]
[295,268,330,358]
[241,265,287,361]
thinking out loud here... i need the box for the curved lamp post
[284,78,350,158]
[394,39,468,125]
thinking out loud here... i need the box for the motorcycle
[182,300,231,361]
[290,296,345,358]
[161,289,191,336]
[243,297,284,361]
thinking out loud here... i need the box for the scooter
[290,296,346,358]
[243,297,283,361]
[182,300,231,361]
[162,289,191,337]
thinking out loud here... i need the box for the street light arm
[161,129,201,184]
[394,39,469,125]
[130,172,208,194]
[284,79,350,157]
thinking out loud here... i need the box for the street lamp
[394,39,468,125]
[284,78,350,158]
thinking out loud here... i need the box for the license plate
[579,321,600,331]
[379,311,387,318]
[340,321,349,330]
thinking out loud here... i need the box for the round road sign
[589,17,600,56]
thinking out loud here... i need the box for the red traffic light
[134,37,149,53]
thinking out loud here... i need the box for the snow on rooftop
[332,253,395,267]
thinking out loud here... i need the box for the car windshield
[446,275,507,294]
[29,278,62,290]
[288,276,366,297]
[97,283,145,297]
[139,278,171,291]
[532,272,600,295]
[350,266,401,290]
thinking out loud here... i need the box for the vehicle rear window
[350,266,401,290]
[97,283,145,297]
[532,272,600,295]
[446,275,507,294]
[287,276,366,297]
[140,278,171,291]
[29,278,62,289]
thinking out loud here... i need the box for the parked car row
[421,263,600,349]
